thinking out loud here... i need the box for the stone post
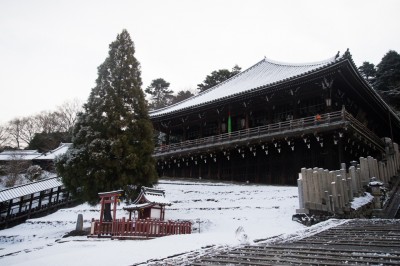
[297,173,304,209]
[76,214,83,231]
[369,179,383,209]
[331,181,338,213]
[349,166,358,197]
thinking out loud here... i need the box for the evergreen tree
[358,61,376,82]
[28,131,71,153]
[145,78,173,110]
[171,90,195,104]
[56,30,158,205]
[374,50,400,91]
[197,65,241,92]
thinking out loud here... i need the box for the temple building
[149,50,400,185]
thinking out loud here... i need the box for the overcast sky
[1,0,399,124]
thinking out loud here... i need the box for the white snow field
[0,179,348,265]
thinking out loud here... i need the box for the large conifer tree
[374,50,400,91]
[56,30,157,204]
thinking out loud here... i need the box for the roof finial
[343,48,351,59]
[335,51,340,59]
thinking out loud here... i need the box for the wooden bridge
[0,177,74,229]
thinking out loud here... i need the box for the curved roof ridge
[150,53,340,118]
[263,55,338,67]
[149,58,266,115]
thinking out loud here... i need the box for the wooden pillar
[48,188,53,205]
[338,137,344,168]
[56,186,61,203]
[28,194,34,217]
[38,191,43,209]
[18,196,24,214]
[7,199,13,217]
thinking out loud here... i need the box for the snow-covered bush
[25,165,43,181]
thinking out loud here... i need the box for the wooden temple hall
[150,50,400,185]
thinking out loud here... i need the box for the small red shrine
[89,187,191,239]
[123,187,171,221]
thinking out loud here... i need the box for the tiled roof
[0,150,41,161]
[0,177,63,203]
[34,143,72,160]
[132,186,171,206]
[150,55,339,118]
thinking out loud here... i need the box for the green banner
[228,112,232,133]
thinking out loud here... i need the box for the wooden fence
[296,140,400,215]
[89,218,192,239]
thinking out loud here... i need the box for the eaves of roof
[149,53,343,120]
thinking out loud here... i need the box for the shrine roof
[132,186,171,206]
[150,54,340,118]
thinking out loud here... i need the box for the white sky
[1,0,399,124]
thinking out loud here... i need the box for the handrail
[343,112,385,149]
[154,110,384,156]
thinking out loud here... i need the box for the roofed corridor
[153,109,385,159]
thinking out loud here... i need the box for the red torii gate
[98,190,123,224]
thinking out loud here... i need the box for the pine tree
[358,61,376,83]
[145,78,173,110]
[197,65,241,92]
[171,90,195,104]
[374,50,400,91]
[56,30,158,204]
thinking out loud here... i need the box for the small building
[0,143,71,172]
[33,143,72,171]
[123,187,171,221]
[89,187,191,239]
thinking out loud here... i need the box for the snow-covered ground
[0,179,348,265]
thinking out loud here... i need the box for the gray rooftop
[150,55,338,118]
[0,177,64,203]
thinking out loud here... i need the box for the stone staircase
[190,219,400,265]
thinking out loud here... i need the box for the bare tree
[0,124,10,149]
[20,116,41,146]
[35,111,62,134]
[5,152,31,187]
[7,118,24,149]
[56,98,83,133]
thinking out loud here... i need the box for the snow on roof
[132,186,171,206]
[0,177,63,203]
[123,202,153,211]
[33,143,72,160]
[0,150,41,161]
[150,55,338,117]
